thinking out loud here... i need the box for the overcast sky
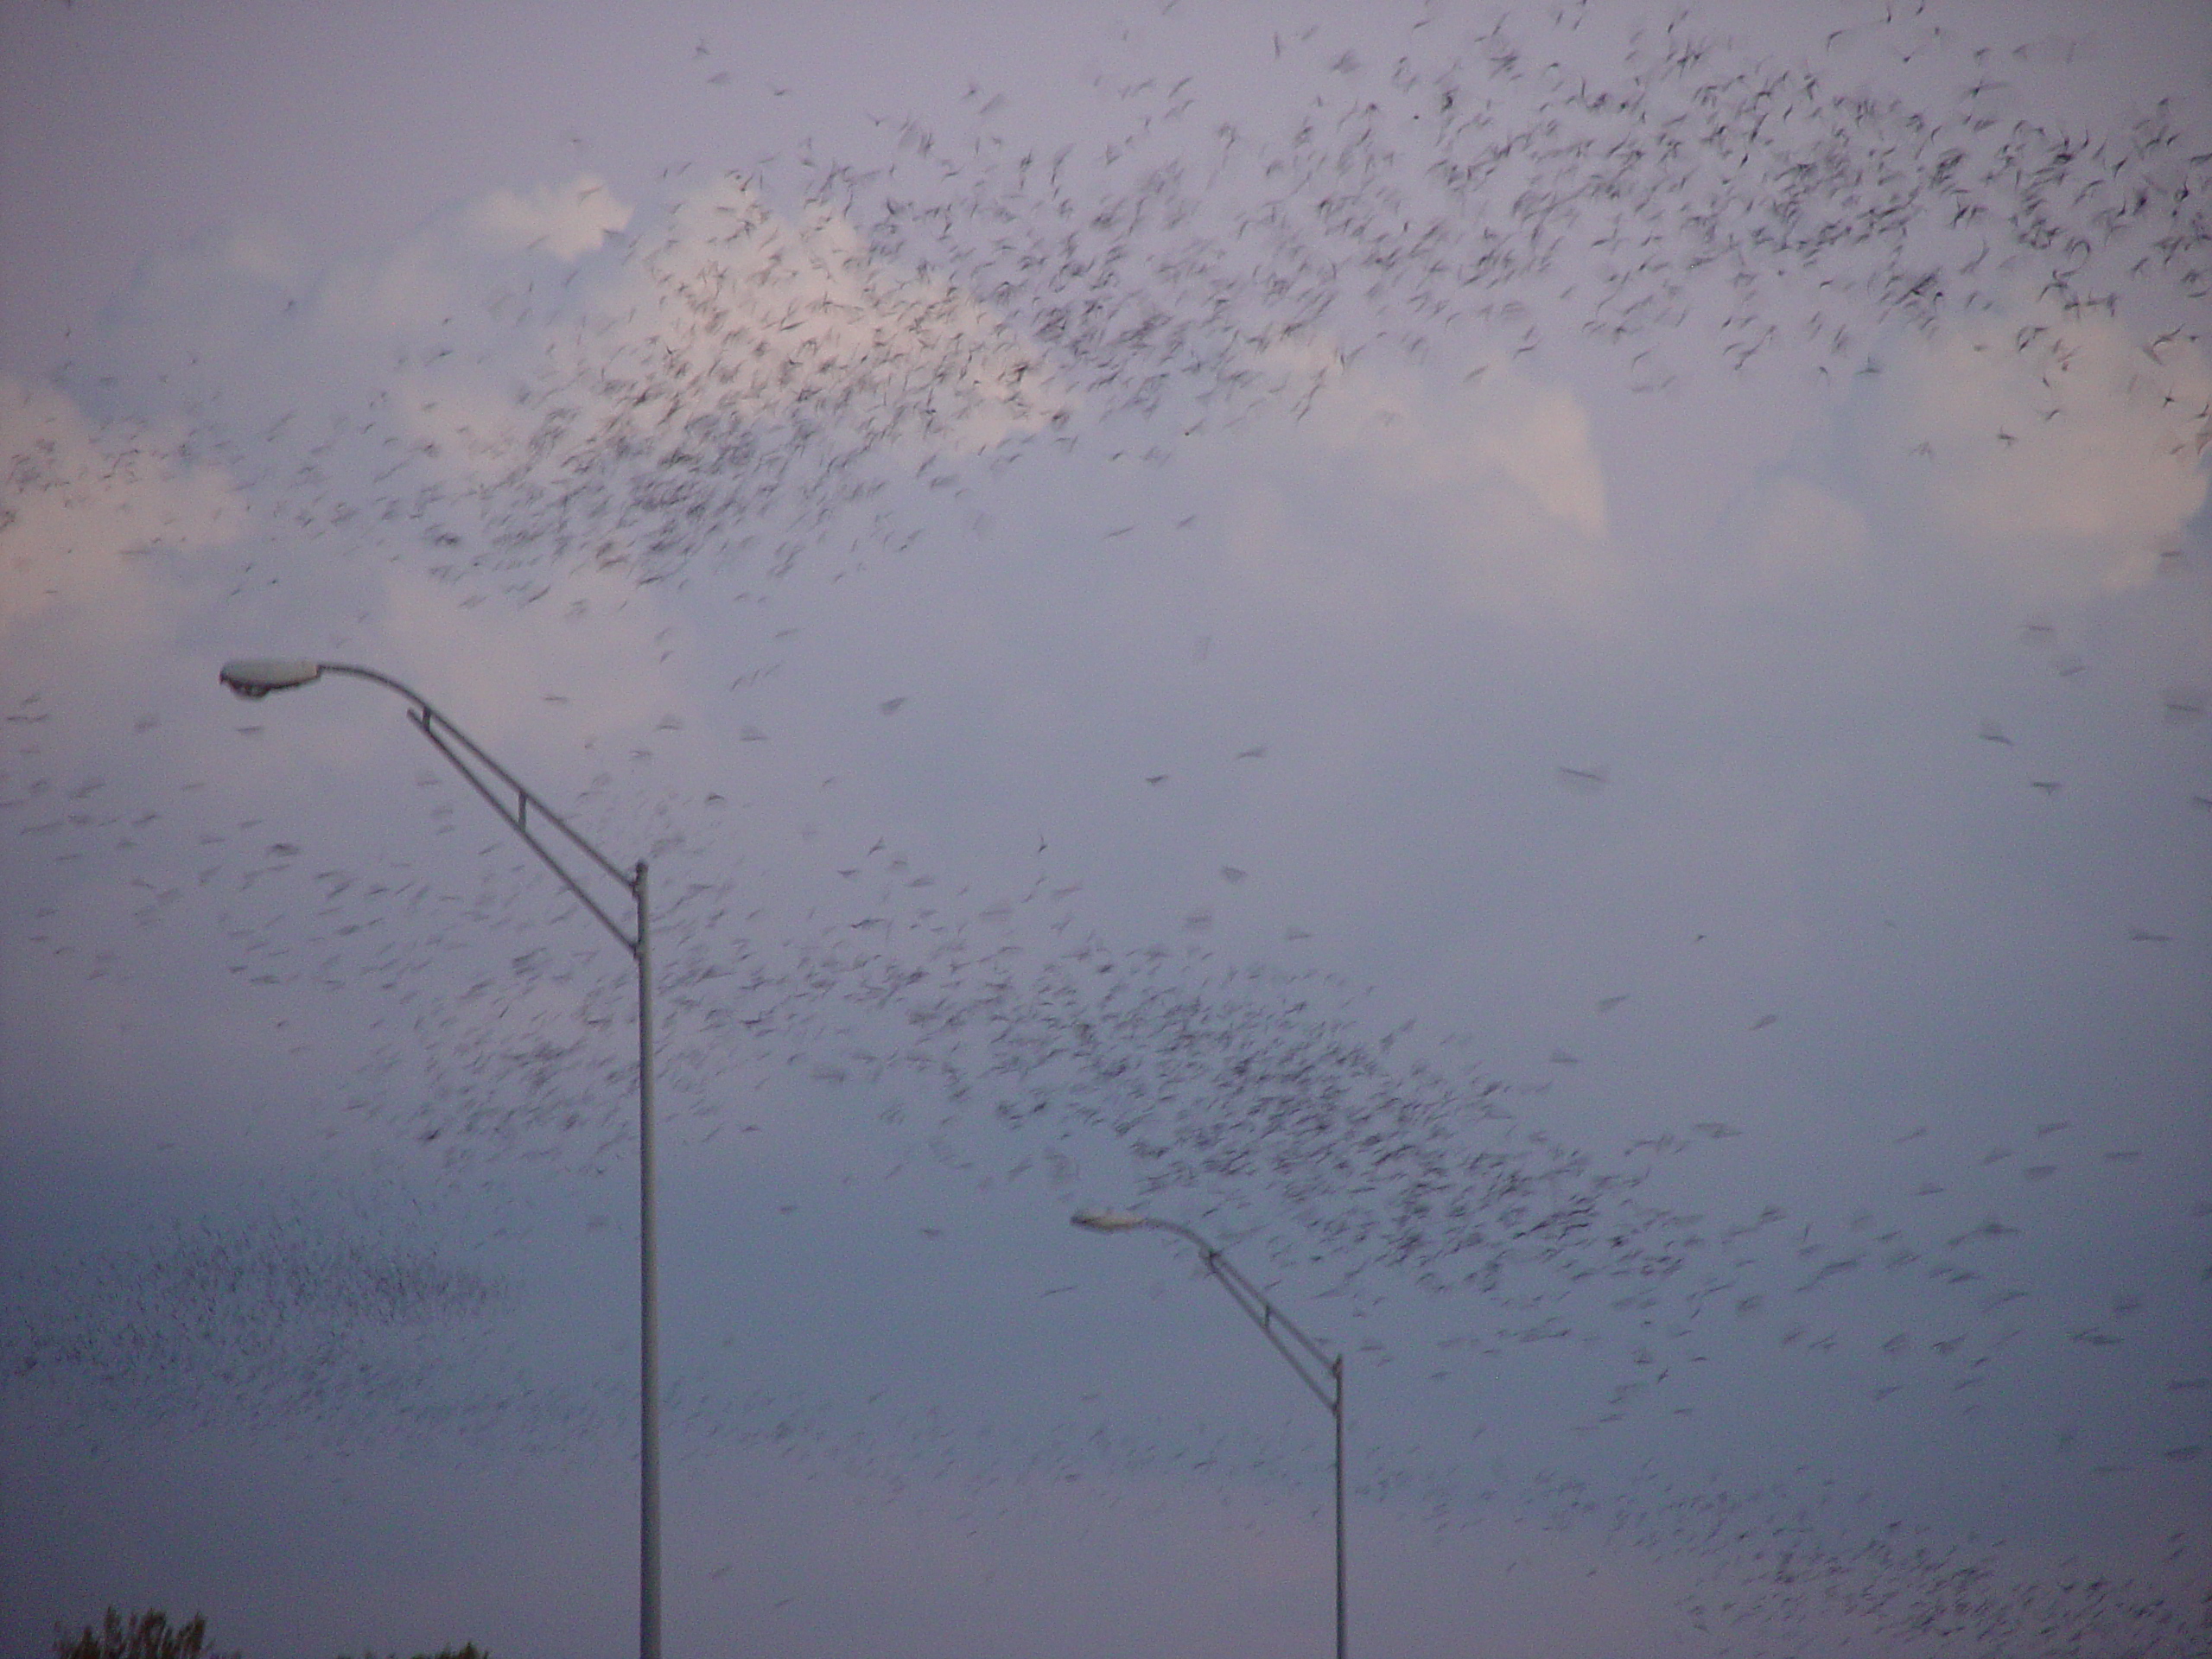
[3,3,2209,1656]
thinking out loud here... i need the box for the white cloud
[576,174,1067,454]
[79,174,1067,594]
[0,360,691,835]
[0,376,244,639]
[1465,376,1610,543]
[1212,349,1621,626]
[1844,299,2211,600]
[403,173,1075,586]
[468,177,632,262]
[310,175,631,341]
[359,170,1067,483]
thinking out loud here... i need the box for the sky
[2,2,2209,1656]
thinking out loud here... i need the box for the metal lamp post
[1071,1208,1347,1659]
[219,658,665,1659]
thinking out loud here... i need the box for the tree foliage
[52,1613,488,1659]
[53,1611,236,1659]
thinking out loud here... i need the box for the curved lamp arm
[220,658,641,955]
[1072,1209,1342,1413]
[1073,1205,1351,1659]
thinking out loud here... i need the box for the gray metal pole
[221,662,671,1659]
[1075,1214,1346,1659]
[637,860,662,1659]
[1333,1355,1346,1659]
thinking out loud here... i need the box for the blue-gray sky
[3,2,2209,1656]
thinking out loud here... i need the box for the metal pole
[1077,1214,1347,1659]
[636,860,662,1659]
[224,662,671,1658]
[1333,1355,1346,1659]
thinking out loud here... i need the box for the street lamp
[220,658,666,1659]
[1071,1208,1348,1659]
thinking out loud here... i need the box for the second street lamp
[219,658,667,1659]
[1072,1208,1348,1659]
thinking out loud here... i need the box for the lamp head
[219,659,324,700]
[1071,1208,1148,1233]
